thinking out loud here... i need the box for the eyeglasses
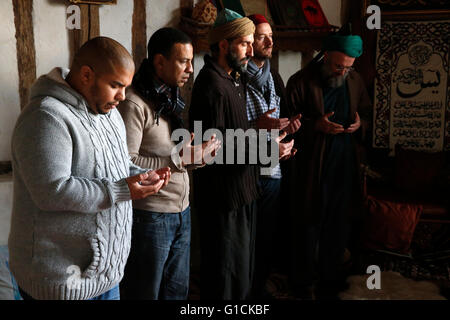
[335,64,354,73]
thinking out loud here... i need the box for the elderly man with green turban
[285,30,372,300]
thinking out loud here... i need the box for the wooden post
[89,4,100,39]
[180,0,193,17]
[270,50,279,73]
[70,4,100,61]
[12,0,36,110]
[349,0,377,95]
[132,0,147,67]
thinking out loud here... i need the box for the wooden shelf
[180,15,339,54]
[0,173,12,183]
[272,25,339,52]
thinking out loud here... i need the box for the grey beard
[321,63,348,88]
[226,51,249,74]
[327,74,347,88]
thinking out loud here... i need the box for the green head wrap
[208,9,255,45]
[213,8,243,27]
[322,34,363,58]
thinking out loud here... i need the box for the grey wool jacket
[8,68,148,300]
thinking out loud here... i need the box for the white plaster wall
[0,0,20,162]
[146,0,180,41]
[99,1,133,55]
[319,0,342,27]
[33,1,70,78]
[279,52,302,85]
[0,180,13,246]
[193,53,206,80]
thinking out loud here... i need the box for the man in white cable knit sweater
[8,37,171,300]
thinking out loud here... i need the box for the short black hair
[209,37,239,57]
[147,27,192,65]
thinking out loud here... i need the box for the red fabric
[363,196,423,254]
[247,14,269,26]
[300,0,329,27]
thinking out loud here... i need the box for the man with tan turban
[189,9,294,300]
[286,28,372,299]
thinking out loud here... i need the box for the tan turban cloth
[208,16,255,45]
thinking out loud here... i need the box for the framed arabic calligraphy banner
[373,20,450,153]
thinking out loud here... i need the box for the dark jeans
[199,201,257,300]
[120,207,191,300]
[252,177,281,297]
[18,285,120,300]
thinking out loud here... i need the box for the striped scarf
[132,58,185,129]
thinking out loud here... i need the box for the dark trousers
[120,207,191,300]
[252,177,281,297]
[199,201,257,300]
[291,204,351,292]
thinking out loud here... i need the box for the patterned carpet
[356,222,450,284]
[188,222,450,300]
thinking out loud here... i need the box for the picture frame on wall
[299,0,329,28]
[267,0,329,27]
[68,0,117,5]
[268,0,308,26]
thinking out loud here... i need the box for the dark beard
[226,50,249,74]
[321,62,348,88]
[254,47,272,61]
